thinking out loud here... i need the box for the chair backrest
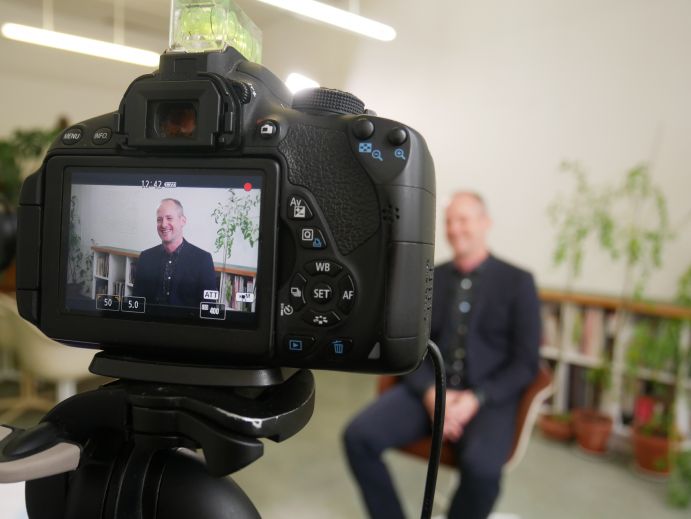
[377,362,554,471]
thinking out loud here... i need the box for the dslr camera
[14,32,435,380]
[2,2,438,517]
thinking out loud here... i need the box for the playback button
[284,336,316,356]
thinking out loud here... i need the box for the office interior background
[0,1,690,518]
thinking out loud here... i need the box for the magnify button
[372,150,383,161]
[394,148,406,160]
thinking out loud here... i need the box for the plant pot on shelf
[573,408,613,454]
[632,427,674,475]
[538,413,574,442]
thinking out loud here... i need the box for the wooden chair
[377,362,553,472]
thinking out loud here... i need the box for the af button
[337,275,356,314]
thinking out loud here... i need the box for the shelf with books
[538,289,691,444]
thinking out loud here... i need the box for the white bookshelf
[539,289,691,440]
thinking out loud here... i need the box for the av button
[302,309,340,327]
[61,127,83,145]
[92,127,112,145]
[288,195,313,220]
[310,282,334,305]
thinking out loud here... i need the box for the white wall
[3,0,690,300]
[338,0,691,300]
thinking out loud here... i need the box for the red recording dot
[244,182,252,191]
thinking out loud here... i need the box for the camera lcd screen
[63,168,263,328]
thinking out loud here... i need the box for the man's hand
[423,388,480,443]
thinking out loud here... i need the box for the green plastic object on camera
[169,0,262,63]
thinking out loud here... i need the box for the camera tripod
[0,353,315,519]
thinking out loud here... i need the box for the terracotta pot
[632,428,672,474]
[538,414,574,442]
[573,409,612,454]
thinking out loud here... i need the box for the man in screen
[133,198,218,307]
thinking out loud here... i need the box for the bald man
[344,192,541,519]
[133,198,217,308]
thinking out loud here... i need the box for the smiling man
[133,198,218,307]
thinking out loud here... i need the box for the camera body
[15,48,435,375]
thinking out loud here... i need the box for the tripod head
[0,360,315,519]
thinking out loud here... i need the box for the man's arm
[474,272,541,406]
[199,252,218,294]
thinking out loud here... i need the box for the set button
[310,282,334,304]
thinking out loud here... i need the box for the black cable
[421,340,445,519]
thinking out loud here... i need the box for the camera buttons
[328,339,353,358]
[289,273,307,309]
[284,336,316,356]
[310,282,334,305]
[352,117,375,140]
[92,127,112,145]
[61,127,83,145]
[302,310,340,327]
[298,227,327,250]
[387,127,408,146]
[337,275,356,314]
[258,120,278,138]
[304,260,342,277]
[288,196,313,220]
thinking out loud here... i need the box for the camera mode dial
[292,87,366,116]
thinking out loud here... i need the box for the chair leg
[56,380,77,403]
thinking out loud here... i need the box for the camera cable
[420,340,445,519]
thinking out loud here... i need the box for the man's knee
[343,417,377,460]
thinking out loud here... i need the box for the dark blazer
[403,255,541,406]
[133,239,218,307]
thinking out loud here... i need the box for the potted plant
[632,403,677,475]
[538,411,574,442]
[572,365,613,454]
[0,120,66,290]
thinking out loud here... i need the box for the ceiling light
[1,23,159,67]
[285,72,320,93]
[257,0,396,41]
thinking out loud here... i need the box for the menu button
[62,127,83,145]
